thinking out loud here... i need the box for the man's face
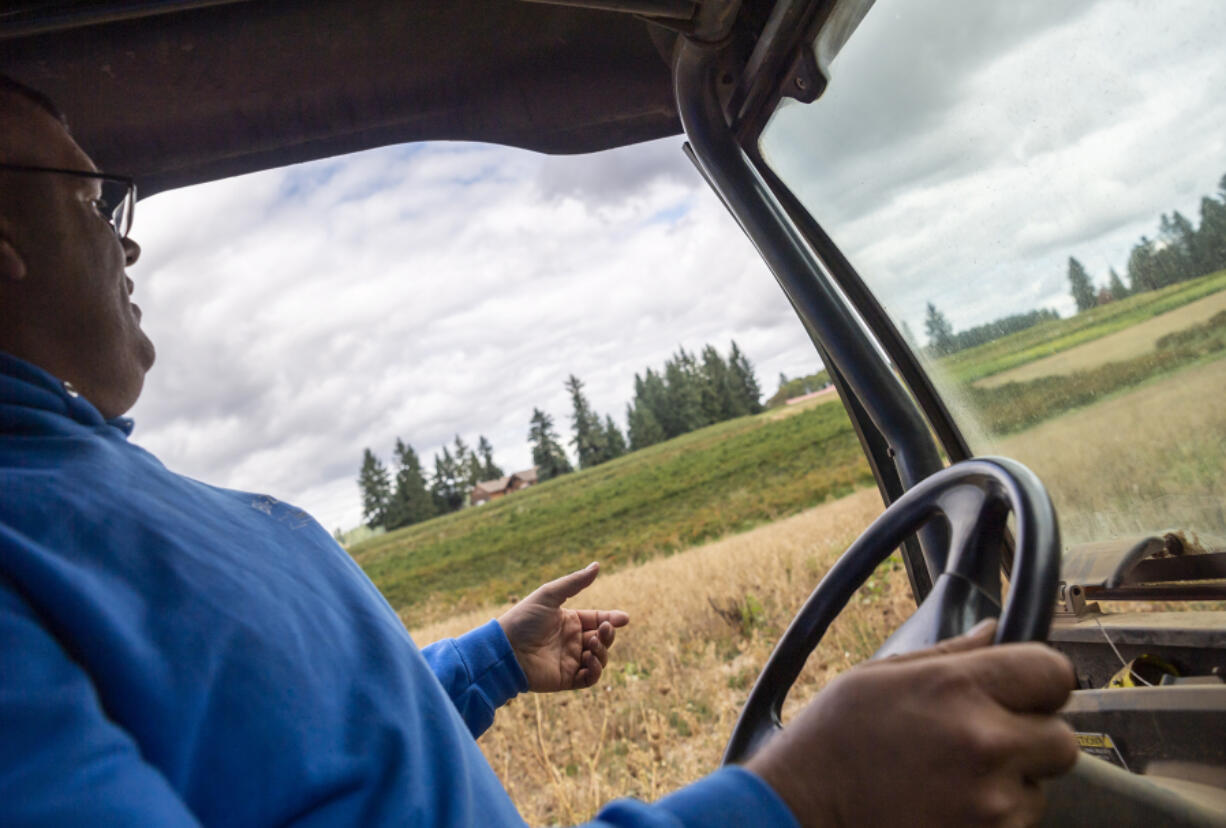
[0,93,154,418]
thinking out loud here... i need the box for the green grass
[353,401,872,625]
[967,310,1226,434]
[943,269,1226,383]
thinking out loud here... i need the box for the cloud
[129,136,809,530]
[126,0,1223,531]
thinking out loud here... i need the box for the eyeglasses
[0,163,136,240]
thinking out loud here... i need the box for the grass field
[412,488,902,825]
[355,265,1226,822]
[353,395,873,627]
[976,288,1226,387]
[409,356,1226,821]
[941,269,1226,384]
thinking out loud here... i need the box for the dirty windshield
[759,0,1226,547]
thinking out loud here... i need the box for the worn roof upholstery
[1,1,680,197]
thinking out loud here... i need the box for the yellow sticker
[1075,732,1114,749]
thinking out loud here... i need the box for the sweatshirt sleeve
[584,766,799,828]
[0,580,203,827]
[421,618,528,738]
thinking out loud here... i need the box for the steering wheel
[723,457,1061,764]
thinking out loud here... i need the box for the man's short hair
[0,73,69,130]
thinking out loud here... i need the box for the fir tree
[1127,238,1160,293]
[626,399,665,450]
[529,408,572,480]
[387,439,435,529]
[430,446,465,513]
[727,340,763,415]
[662,349,707,436]
[1198,196,1226,274]
[357,448,391,529]
[924,302,955,355]
[698,344,737,422]
[1107,268,1128,302]
[476,435,503,481]
[1067,257,1097,312]
[603,415,627,461]
[565,375,609,469]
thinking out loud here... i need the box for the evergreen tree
[529,408,573,480]
[924,302,955,355]
[357,448,392,529]
[1067,257,1097,312]
[1107,268,1129,302]
[603,415,627,461]
[1198,196,1226,274]
[727,340,763,414]
[565,375,609,469]
[1127,237,1160,293]
[660,353,704,437]
[626,400,665,450]
[698,344,738,422]
[430,446,465,514]
[387,439,435,529]
[638,368,674,438]
[475,435,503,481]
[450,435,482,489]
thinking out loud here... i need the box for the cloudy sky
[127,0,1225,531]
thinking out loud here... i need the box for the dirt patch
[976,290,1226,388]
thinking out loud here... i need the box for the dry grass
[412,487,910,824]
[999,357,1226,545]
[977,289,1226,387]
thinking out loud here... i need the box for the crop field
[411,487,903,825]
[359,267,1226,822]
[353,395,873,627]
[976,288,1226,387]
[941,268,1226,384]
[407,355,1226,822]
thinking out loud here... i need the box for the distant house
[470,467,539,506]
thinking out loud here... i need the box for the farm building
[470,467,538,506]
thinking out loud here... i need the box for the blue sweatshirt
[0,353,795,827]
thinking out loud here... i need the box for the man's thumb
[538,562,600,606]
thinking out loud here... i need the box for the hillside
[352,397,872,626]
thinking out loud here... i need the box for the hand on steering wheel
[725,458,1077,827]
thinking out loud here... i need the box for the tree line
[923,172,1226,355]
[1068,172,1226,311]
[358,434,504,530]
[923,306,1061,357]
[357,341,765,531]
[532,341,764,481]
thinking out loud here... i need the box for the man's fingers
[585,631,610,667]
[536,562,600,607]
[1005,713,1080,779]
[962,643,1077,713]
[577,608,630,631]
[577,650,603,687]
[875,618,998,666]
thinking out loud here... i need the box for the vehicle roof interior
[0,0,683,197]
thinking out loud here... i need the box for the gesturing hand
[498,562,630,693]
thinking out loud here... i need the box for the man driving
[0,74,1079,827]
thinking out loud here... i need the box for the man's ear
[0,236,26,281]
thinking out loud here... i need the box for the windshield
[759,0,1226,547]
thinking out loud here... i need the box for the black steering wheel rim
[723,457,1061,765]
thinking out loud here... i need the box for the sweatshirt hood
[0,351,135,437]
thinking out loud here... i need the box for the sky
[127,0,1226,532]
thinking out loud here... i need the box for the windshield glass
[759,0,1226,547]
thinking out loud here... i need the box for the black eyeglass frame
[0,162,136,240]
